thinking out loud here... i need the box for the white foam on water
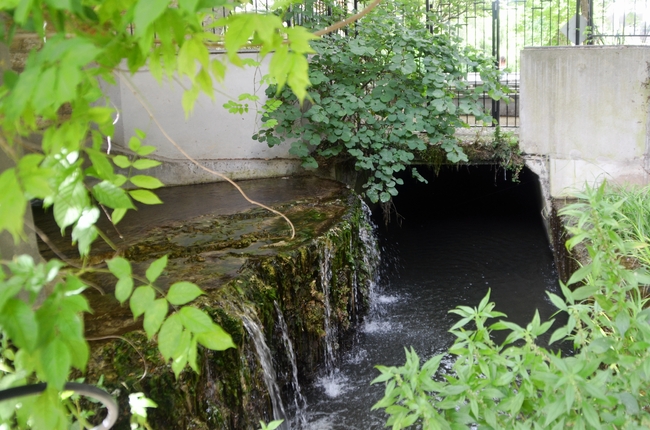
[344,348,368,365]
[304,415,335,430]
[376,294,400,304]
[316,372,350,398]
[362,320,397,334]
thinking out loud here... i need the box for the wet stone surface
[31,176,378,430]
[34,176,349,338]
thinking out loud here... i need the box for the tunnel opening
[385,164,544,223]
[303,165,564,427]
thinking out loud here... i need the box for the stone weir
[34,176,380,429]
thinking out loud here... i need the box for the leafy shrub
[255,1,508,203]
[372,182,650,428]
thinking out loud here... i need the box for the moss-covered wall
[84,188,378,429]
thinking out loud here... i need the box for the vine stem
[313,0,383,37]
[116,71,296,240]
[86,335,148,381]
[153,0,383,49]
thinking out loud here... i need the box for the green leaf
[53,170,89,231]
[0,298,38,351]
[71,207,100,256]
[0,168,26,242]
[107,256,132,279]
[129,189,163,205]
[178,37,209,77]
[167,282,204,305]
[135,145,157,156]
[128,136,141,152]
[618,392,640,415]
[572,285,599,301]
[32,67,57,111]
[581,400,602,428]
[39,338,71,390]
[92,181,135,209]
[196,324,235,351]
[45,0,72,12]
[112,208,128,225]
[130,286,156,319]
[588,337,613,354]
[146,255,168,283]
[143,299,168,339]
[549,326,568,345]
[31,388,67,430]
[56,64,81,102]
[188,336,199,372]
[134,0,171,37]
[615,311,630,336]
[129,175,164,189]
[158,314,183,361]
[86,148,115,181]
[132,159,162,170]
[543,399,566,427]
[546,292,567,311]
[567,264,592,285]
[129,392,158,421]
[113,155,131,168]
[17,154,52,199]
[115,277,134,304]
[171,351,188,378]
[178,0,200,12]
[179,307,214,333]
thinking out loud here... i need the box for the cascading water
[241,309,287,427]
[274,301,308,429]
[318,239,337,374]
[357,201,381,312]
[235,201,382,430]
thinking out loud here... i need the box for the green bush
[254,0,508,203]
[372,182,650,429]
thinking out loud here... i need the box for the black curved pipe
[0,382,118,430]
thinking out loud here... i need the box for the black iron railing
[205,0,650,127]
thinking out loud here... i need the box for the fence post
[491,0,500,126]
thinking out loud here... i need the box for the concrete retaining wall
[520,46,650,198]
[102,52,304,185]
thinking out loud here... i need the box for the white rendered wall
[103,52,303,185]
[520,46,650,197]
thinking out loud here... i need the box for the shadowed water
[301,166,563,429]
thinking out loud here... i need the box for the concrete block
[521,46,650,197]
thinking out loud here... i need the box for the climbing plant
[0,0,317,428]
[254,0,508,203]
[372,182,650,428]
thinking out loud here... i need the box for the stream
[300,166,563,429]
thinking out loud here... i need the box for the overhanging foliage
[255,1,508,203]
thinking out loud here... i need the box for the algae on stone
[78,180,379,429]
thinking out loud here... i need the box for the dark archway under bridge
[388,164,543,222]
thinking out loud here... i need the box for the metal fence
[212,0,650,126]
[432,0,650,126]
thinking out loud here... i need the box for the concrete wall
[520,46,650,198]
[103,52,303,185]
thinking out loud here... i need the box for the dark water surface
[302,166,562,429]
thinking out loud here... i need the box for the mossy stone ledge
[67,177,379,429]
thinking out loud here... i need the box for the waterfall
[274,301,308,428]
[241,309,287,427]
[318,239,337,374]
[358,200,381,312]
